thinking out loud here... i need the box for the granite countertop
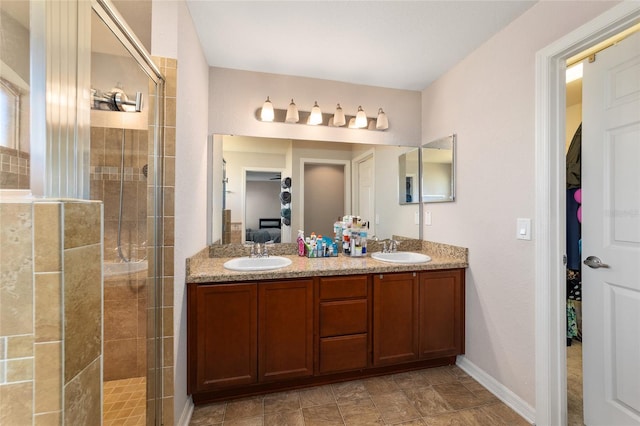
[186,240,468,284]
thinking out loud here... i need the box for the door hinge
[563,254,567,265]
[588,53,596,63]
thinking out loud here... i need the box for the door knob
[584,256,610,269]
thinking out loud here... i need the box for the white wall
[208,67,421,147]
[420,1,616,408]
[152,0,210,422]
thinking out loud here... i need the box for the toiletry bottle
[297,230,305,256]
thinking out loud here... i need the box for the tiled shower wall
[91,126,148,381]
[151,55,176,426]
[0,199,103,425]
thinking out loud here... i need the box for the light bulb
[376,107,389,130]
[285,99,299,123]
[260,96,274,122]
[309,101,322,125]
[355,106,367,128]
[333,103,346,127]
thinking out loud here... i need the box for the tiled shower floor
[103,377,146,425]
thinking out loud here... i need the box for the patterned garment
[567,299,579,339]
[567,268,582,301]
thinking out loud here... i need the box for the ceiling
[186,1,536,91]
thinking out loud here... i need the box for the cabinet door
[373,273,419,366]
[191,283,257,392]
[259,279,314,382]
[418,269,465,359]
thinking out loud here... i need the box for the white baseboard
[176,396,194,426]
[456,355,536,425]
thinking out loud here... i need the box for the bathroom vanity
[186,241,467,404]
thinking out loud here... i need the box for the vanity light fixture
[355,106,367,128]
[285,99,299,123]
[309,101,323,125]
[376,107,389,130]
[333,104,346,127]
[260,96,274,122]
[254,97,388,131]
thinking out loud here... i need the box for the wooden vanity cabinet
[259,279,314,382]
[188,282,258,393]
[187,278,313,394]
[316,275,370,374]
[372,272,420,366]
[373,269,465,366]
[418,269,465,359]
[188,268,465,402]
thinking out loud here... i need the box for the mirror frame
[421,134,456,203]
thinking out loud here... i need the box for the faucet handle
[262,241,273,257]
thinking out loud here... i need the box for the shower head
[91,88,143,112]
[114,91,143,112]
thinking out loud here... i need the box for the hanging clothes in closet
[566,123,582,344]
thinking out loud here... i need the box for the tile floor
[103,377,146,425]
[567,340,583,426]
[190,365,531,425]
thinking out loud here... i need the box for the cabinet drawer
[319,275,368,300]
[319,299,368,337]
[319,334,368,374]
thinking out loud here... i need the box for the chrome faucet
[382,239,399,253]
[244,241,271,258]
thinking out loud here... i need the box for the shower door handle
[584,256,609,269]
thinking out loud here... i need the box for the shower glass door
[90,2,164,425]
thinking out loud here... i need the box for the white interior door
[582,30,640,426]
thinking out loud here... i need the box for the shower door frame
[91,0,166,424]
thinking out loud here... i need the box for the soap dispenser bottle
[297,230,305,256]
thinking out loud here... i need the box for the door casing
[534,3,640,426]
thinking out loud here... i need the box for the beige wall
[0,199,102,425]
[420,1,617,407]
[209,67,422,147]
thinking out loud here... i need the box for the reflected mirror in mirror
[398,148,419,205]
[213,135,421,246]
[422,134,455,203]
[0,0,31,190]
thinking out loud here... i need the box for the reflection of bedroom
[245,171,282,243]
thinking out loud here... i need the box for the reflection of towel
[281,177,292,189]
[280,191,291,204]
[281,208,291,219]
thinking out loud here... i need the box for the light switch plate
[425,211,432,226]
[517,218,532,240]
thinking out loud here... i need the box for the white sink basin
[370,251,431,264]
[223,256,292,271]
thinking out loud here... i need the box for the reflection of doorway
[354,152,375,236]
[301,160,350,236]
[242,168,283,242]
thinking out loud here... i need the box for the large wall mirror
[422,134,455,203]
[213,135,420,245]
